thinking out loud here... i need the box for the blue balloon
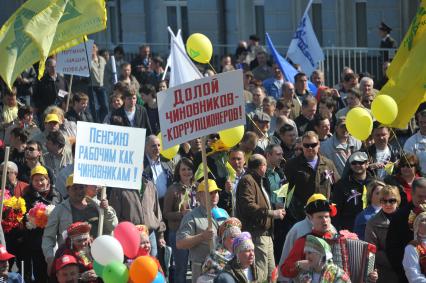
[152,271,165,283]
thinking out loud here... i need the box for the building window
[107,0,121,45]
[254,5,265,44]
[165,1,188,39]
[356,1,367,47]
[311,2,323,45]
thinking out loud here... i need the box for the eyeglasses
[401,164,416,168]
[380,198,397,204]
[351,161,366,166]
[302,143,318,149]
[25,147,36,152]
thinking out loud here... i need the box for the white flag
[164,27,203,88]
[287,1,324,76]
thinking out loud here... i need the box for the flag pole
[97,186,107,237]
[65,74,73,112]
[200,136,213,251]
[82,37,96,121]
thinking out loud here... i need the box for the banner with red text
[157,70,245,149]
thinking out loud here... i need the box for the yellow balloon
[218,125,245,148]
[186,33,213,64]
[157,133,179,160]
[371,94,398,124]
[346,107,373,141]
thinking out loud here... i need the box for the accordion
[329,237,376,283]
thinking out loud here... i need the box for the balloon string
[390,128,411,168]
[208,62,217,74]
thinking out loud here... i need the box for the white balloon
[91,235,124,265]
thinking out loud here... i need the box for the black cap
[379,22,392,33]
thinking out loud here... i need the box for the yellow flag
[285,185,295,209]
[0,0,52,89]
[225,162,237,183]
[362,185,368,209]
[380,1,426,128]
[274,183,289,198]
[24,0,107,78]
[178,189,190,211]
[194,163,212,181]
[384,162,395,175]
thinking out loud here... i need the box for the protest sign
[56,40,94,77]
[157,69,245,149]
[74,122,146,190]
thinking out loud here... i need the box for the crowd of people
[0,29,424,283]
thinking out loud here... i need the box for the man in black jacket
[109,85,152,135]
[65,92,94,123]
[386,178,426,283]
[33,59,68,119]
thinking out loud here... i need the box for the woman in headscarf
[197,218,242,282]
[214,232,259,283]
[296,235,350,283]
[403,204,426,282]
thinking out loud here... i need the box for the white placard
[157,69,245,149]
[56,40,94,77]
[74,122,146,190]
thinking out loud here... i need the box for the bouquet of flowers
[26,202,55,229]
[1,195,26,233]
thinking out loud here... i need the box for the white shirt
[375,146,391,179]
[147,156,168,198]
[243,267,254,281]
[404,132,426,173]
[125,109,136,126]
[403,242,426,283]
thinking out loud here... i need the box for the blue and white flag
[287,0,324,77]
[266,33,318,95]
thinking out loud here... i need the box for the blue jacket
[353,205,379,240]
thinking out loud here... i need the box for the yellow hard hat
[197,179,221,193]
[31,165,48,177]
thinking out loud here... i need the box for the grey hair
[413,178,426,194]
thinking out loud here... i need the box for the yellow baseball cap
[31,165,48,177]
[66,174,74,187]
[44,113,60,123]
[197,179,221,193]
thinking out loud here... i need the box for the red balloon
[113,222,141,259]
[129,256,158,283]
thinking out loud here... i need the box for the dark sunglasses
[351,161,366,166]
[380,198,397,204]
[303,143,318,149]
[401,163,416,168]
[25,147,36,152]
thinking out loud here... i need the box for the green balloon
[102,261,129,283]
[93,261,104,277]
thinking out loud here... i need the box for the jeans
[168,230,189,283]
[89,86,109,122]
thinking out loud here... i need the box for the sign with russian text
[56,40,94,77]
[74,122,146,190]
[157,69,245,149]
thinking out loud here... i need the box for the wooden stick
[65,74,73,112]
[97,187,107,237]
[200,137,213,251]
[0,147,10,246]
